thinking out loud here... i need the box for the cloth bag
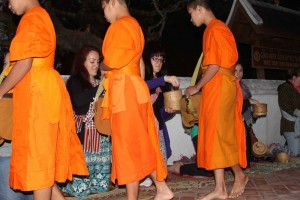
[0,65,13,145]
[180,53,203,128]
[94,78,111,136]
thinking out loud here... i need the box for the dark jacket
[278,81,300,135]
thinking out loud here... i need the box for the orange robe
[197,19,247,170]
[101,16,166,185]
[9,6,88,191]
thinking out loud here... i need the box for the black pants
[179,135,213,177]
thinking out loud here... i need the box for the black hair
[70,45,101,89]
[286,67,300,80]
[144,42,168,81]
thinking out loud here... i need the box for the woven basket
[253,103,267,116]
[0,93,13,145]
[275,152,290,163]
[163,90,182,111]
[252,141,268,158]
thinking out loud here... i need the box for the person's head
[187,0,214,27]
[287,67,300,87]
[8,0,40,16]
[101,0,129,23]
[71,45,101,88]
[144,43,167,80]
[235,63,243,81]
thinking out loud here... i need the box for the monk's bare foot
[198,189,228,200]
[154,185,174,200]
[229,174,249,198]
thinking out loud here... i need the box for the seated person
[167,125,213,177]
[278,67,300,156]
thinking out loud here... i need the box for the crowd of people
[0,0,298,200]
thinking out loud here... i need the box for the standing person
[278,67,300,156]
[100,0,173,199]
[140,43,180,187]
[185,0,248,199]
[0,52,33,200]
[235,63,260,166]
[0,1,88,199]
[59,46,112,198]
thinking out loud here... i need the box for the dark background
[1,0,300,80]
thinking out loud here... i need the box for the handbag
[180,94,200,128]
[180,53,203,128]
[94,78,111,136]
[0,65,13,145]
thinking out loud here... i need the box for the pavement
[65,161,300,200]
[172,167,300,200]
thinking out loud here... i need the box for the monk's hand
[164,75,180,87]
[184,85,199,97]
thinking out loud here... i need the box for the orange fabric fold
[8,6,88,191]
[197,19,246,170]
[101,16,167,184]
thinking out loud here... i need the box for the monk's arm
[139,57,145,79]
[185,64,220,96]
[0,58,33,98]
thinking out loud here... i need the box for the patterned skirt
[59,135,112,198]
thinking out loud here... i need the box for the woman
[140,43,180,187]
[60,46,112,198]
[144,43,180,163]
[0,1,88,199]
[235,63,259,166]
[278,67,300,156]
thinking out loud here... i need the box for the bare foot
[167,162,183,174]
[198,189,228,200]
[154,184,174,200]
[229,174,249,198]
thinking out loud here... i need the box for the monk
[100,0,173,199]
[0,0,88,199]
[185,0,248,199]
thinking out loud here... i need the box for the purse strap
[0,62,10,84]
[94,78,105,100]
[189,52,203,86]
[184,52,203,121]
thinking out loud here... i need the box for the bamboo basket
[163,90,182,111]
[275,152,290,163]
[0,93,13,145]
[253,103,267,116]
[252,141,268,158]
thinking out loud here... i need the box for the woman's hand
[184,85,199,96]
[250,98,259,104]
[164,75,180,87]
[164,107,177,113]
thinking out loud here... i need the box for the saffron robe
[197,19,247,170]
[101,16,166,184]
[9,6,88,191]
